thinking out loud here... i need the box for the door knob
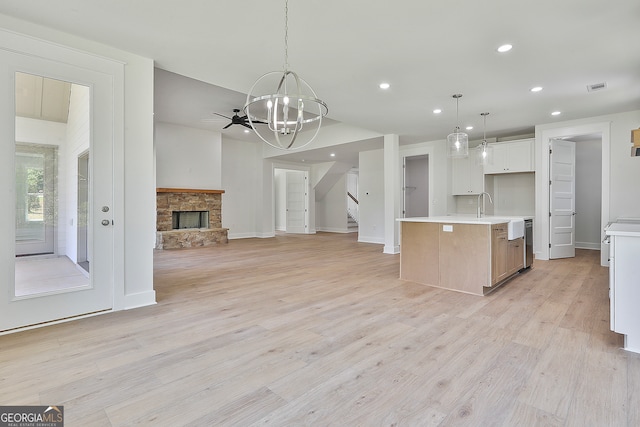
[101,219,110,226]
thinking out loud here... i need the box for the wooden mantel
[156,188,225,194]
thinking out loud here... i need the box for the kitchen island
[398,216,528,296]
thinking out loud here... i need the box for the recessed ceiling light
[497,44,513,53]
[330,153,336,157]
[551,111,561,116]
[433,109,442,114]
[466,126,474,131]
[244,129,250,133]
[530,86,543,92]
[379,82,390,89]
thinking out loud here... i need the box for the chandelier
[243,0,328,150]
[447,94,469,158]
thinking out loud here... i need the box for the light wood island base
[400,220,524,296]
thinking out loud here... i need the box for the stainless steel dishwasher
[523,219,533,268]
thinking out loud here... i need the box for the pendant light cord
[453,94,462,132]
[483,113,487,142]
[481,112,489,146]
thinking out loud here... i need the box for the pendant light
[243,0,328,150]
[447,94,469,158]
[476,112,493,166]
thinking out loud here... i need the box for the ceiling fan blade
[222,123,232,129]
[252,120,268,124]
[213,112,232,120]
[242,123,252,129]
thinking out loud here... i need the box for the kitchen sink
[507,219,525,240]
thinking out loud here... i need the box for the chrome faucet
[477,192,493,218]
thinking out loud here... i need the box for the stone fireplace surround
[156,188,228,249]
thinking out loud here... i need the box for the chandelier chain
[284,0,289,71]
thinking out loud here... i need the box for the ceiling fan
[210,109,267,130]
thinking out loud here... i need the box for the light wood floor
[1,232,639,426]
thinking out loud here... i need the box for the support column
[383,134,401,254]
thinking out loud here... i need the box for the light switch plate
[443,224,453,232]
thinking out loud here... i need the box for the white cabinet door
[451,154,483,195]
[484,139,534,174]
[507,139,534,172]
[484,144,508,174]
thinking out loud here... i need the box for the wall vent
[587,82,607,92]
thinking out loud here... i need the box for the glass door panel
[14,73,90,297]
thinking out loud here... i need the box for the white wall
[491,173,536,216]
[358,149,385,244]
[607,111,640,219]
[575,138,602,249]
[155,122,222,189]
[63,83,90,263]
[221,137,261,239]
[316,174,348,233]
[274,169,286,231]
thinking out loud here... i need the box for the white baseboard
[316,227,350,233]
[256,231,276,238]
[228,232,258,240]
[358,235,385,245]
[124,290,157,310]
[576,242,601,250]
[383,245,400,254]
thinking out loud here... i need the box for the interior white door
[285,171,307,234]
[550,138,576,259]
[0,51,114,332]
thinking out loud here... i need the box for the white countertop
[397,215,533,225]
[605,222,640,237]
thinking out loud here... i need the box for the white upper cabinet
[451,151,484,195]
[484,139,534,174]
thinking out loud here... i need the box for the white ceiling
[2,0,639,165]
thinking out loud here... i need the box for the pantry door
[0,51,114,332]
[549,138,576,259]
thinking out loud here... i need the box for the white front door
[285,171,307,234]
[0,51,114,331]
[549,138,576,259]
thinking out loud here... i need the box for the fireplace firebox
[172,211,209,229]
